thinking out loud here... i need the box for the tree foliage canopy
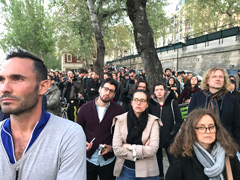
[0,0,56,61]
[0,0,171,71]
[183,0,240,36]
[147,0,171,44]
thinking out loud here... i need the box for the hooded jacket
[149,91,183,148]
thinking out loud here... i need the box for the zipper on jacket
[15,167,19,180]
[160,106,162,119]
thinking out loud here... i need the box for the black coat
[189,91,240,147]
[165,152,240,180]
[149,92,183,148]
[230,91,240,104]
[62,78,82,102]
[86,78,100,101]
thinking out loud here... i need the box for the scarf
[204,90,225,119]
[193,142,225,180]
[126,106,148,145]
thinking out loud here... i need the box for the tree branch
[102,7,127,19]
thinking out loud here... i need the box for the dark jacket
[45,84,61,116]
[86,78,100,101]
[189,91,240,147]
[230,91,240,104]
[77,98,123,160]
[62,78,81,102]
[165,152,240,180]
[177,85,201,104]
[76,76,85,96]
[149,92,183,148]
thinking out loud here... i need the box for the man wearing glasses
[77,78,123,180]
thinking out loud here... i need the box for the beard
[99,95,112,103]
[1,85,39,115]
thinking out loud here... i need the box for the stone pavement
[162,148,170,177]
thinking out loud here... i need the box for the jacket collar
[1,109,50,164]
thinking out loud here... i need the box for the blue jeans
[116,166,159,180]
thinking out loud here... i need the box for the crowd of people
[0,49,239,180]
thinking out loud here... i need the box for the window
[77,56,81,62]
[67,54,72,62]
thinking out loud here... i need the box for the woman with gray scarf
[165,108,240,180]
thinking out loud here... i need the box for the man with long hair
[189,67,240,148]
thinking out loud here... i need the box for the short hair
[79,68,85,74]
[177,72,182,76]
[152,82,168,94]
[200,67,230,93]
[104,72,113,79]
[129,69,136,74]
[136,80,149,93]
[169,108,238,158]
[47,75,54,81]
[129,79,149,95]
[100,78,118,92]
[229,75,235,80]
[6,49,47,82]
[132,89,150,104]
[165,68,172,73]
[92,71,99,75]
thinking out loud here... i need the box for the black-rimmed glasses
[195,125,216,134]
[102,87,115,94]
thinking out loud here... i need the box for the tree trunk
[86,0,105,79]
[126,0,163,92]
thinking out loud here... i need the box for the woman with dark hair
[166,108,240,180]
[177,76,201,104]
[129,79,149,95]
[167,77,179,98]
[113,90,162,179]
[149,82,183,180]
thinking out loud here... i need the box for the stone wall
[108,35,240,75]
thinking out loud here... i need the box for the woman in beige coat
[112,90,162,180]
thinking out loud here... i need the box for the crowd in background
[1,49,240,180]
[42,66,240,179]
[43,66,240,121]
[1,61,240,180]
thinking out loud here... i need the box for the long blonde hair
[200,67,230,93]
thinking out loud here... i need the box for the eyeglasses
[102,87,115,94]
[129,75,134,78]
[132,98,147,103]
[195,125,216,134]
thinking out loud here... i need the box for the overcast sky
[165,0,178,17]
